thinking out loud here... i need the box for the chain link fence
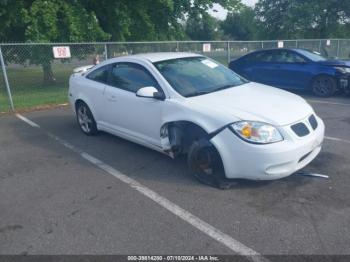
[0,39,349,112]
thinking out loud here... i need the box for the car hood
[186,82,313,126]
[317,60,350,67]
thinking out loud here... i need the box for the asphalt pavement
[1,95,350,258]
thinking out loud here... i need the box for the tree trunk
[42,61,56,84]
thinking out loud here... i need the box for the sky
[209,0,258,20]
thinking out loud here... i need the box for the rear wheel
[76,101,98,135]
[311,75,337,97]
[187,139,231,189]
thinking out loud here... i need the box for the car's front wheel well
[310,73,336,83]
[309,73,338,87]
[75,99,98,135]
[161,121,228,188]
[161,121,211,156]
[75,99,86,110]
[310,74,337,97]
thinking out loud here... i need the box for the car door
[266,50,312,90]
[240,51,278,85]
[84,64,111,120]
[102,62,164,148]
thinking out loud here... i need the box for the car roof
[235,48,309,61]
[109,52,203,63]
[245,48,305,55]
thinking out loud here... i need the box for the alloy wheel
[77,105,92,133]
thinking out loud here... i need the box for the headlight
[334,67,350,73]
[230,121,283,144]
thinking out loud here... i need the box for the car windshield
[154,57,248,97]
[297,49,328,61]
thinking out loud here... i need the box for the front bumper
[339,77,350,93]
[210,115,325,180]
[336,71,350,93]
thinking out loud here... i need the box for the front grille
[308,114,318,130]
[291,122,310,137]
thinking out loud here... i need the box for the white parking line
[15,113,40,128]
[307,99,350,106]
[15,114,268,262]
[325,136,350,144]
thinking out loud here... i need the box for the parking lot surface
[1,95,350,258]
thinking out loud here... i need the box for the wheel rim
[313,77,333,95]
[77,105,92,133]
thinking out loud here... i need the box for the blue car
[229,48,350,97]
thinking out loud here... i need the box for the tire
[311,75,337,97]
[76,101,98,135]
[187,139,231,189]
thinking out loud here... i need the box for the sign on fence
[202,43,211,52]
[277,41,284,48]
[53,46,71,58]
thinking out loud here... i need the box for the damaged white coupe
[69,52,325,188]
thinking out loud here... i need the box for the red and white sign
[53,46,71,58]
[202,43,211,52]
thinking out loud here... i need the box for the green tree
[1,0,109,83]
[186,13,222,40]
[255,0,350,39]
[0,0,33,42]
[1,0,242,42]
[221,6,258,40]
[83,0,241,41]
[25,0,109,83]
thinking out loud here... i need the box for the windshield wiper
[212,84,234,93]
[186,90,212,97]
[185,84,239,98]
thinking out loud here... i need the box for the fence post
[0,46,14,111]
[227,42,230,65]
[318,39,322,52]
[336,39,340,58]
[176,41,179,52]
[104,43,108,60]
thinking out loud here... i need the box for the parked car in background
[229,48,350,97]
[69,52,324,189]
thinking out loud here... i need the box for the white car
[69,52,324,188]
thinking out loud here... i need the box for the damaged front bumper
[209,116,325,180]
[339,77,350,94]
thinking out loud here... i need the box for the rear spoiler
[73,65,94,73]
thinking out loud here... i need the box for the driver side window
[109,63,160,93]
[271,50,306,63]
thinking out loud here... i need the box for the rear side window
[243,51,274,62]
[109,63,160,93]
[271,50,306,63]
[86,65,110,84]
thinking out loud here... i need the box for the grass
[0,88,10,112]
[0,65,74,112]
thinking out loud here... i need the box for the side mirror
[136,86,165,100]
